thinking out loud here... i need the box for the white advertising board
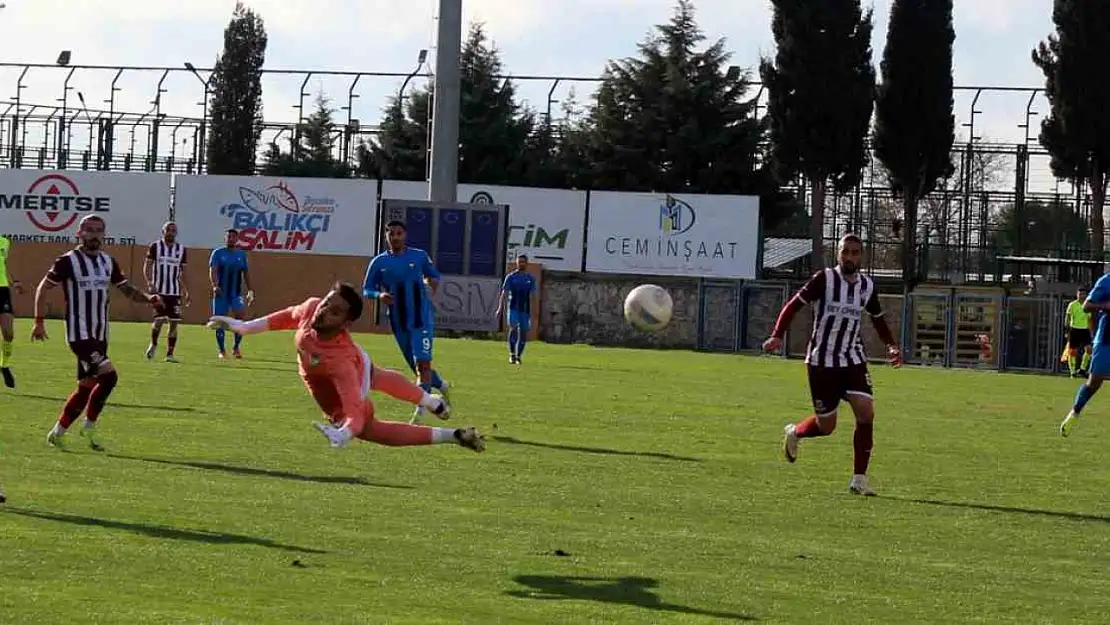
[380,180,586,271]
[174,174,377,255]
[585,191,760,279]
[0,169,170,246]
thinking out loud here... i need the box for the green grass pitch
[1,320,1109,624]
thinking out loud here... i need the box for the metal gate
[741,282,789,352]
[905,292,952,367]
[697,281,741,352]
[1001,296,1063,372]
[952,294,1003,368]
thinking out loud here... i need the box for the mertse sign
[0,169,169,245]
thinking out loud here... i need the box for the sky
[0,0,1062,186]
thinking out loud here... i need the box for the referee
[1066,287,1094,378]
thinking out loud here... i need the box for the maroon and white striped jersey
[146,240,187,296]
[46,249,127,343]
[796,267,884,368]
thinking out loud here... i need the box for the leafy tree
[1032,1,1110,255]
[262,94,351,178]
[761,0,876,268]
[993,198,1089,255]
[206,1,267,175]
[873,0,955,284]
[581,1,792,226]
[373,23,533,185]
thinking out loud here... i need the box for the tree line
[203,0,1110,279]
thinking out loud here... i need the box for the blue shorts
[212,296,245,317]
[393,325,434,365]
[1090,344,1110,377]
[508,311,531,334]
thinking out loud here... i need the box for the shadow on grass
[491,436,701,463]
[13,393,195,413]
[890,497,1110,524]
[105,453,413,489]
[506,575,756,621]
[1,507,327,554]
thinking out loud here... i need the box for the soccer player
[0,233,25,388]
[496,253,537,364]
[362,220,450,420]
[207,282,485,452]
[209,228,254,359]
[1060,275,1110,436]
[32,215,160,451]
[1064,287,1093,378]
[144,221,190,362]
[762,234,902,497]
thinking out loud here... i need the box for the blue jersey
[363,247,441,331]
[209,247,249,301]
[1087,273,1110,344]
[502,271,536,315]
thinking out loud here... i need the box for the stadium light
[56,50,71,67]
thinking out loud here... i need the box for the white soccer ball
[624,284,674,332]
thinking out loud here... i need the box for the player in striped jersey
[144,221,190,362]
[762,234,902,496]
[31,215,160,451]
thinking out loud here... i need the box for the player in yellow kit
[0,234,24,388]
[1065,287,1093,378]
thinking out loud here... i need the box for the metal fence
[697,279,1075,375]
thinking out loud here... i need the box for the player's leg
[212,297,229,357]
[231,298,246,357]
[372,365,450,418]
[147,314,165,360]
[164,297,182,362]
[507,312,520,363]
[1062,347,1110,436]
[1081,340,1093,376]
[515,313,532,363]
[81,359,119,452]
[0,310,15,388]
[782,365,839,463]
[49,342,110,450]
[843,365,877,496]
[1067,332,1080,376]
[392,327,418,373]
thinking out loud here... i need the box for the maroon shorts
[69,339,109,380]
[806,364,873,416]
[153,295,182,321]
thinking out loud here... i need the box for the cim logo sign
[0,173,110,232]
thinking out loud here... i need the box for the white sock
[334,422,355,445]
[418,393,442,409]
[431,427,456,444]
[83,420,97,431]
[51,423,67,436]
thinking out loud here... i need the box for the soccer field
[1,321,1108,624]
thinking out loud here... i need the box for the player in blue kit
[362,220,450,421]
[496,253,537,364]
[1061,272,1110,436]
[209,229,255,359]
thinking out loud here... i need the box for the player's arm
[864,288,901,364]
[421,251,441,295]
[180,248,191,304]
[495,275,510,316]
[143,243,156,290]
[208,250,221,296]
[210,298,317,334]
[111,260,158,305]
[1083,281,1110,312]
[362,255,392,304]
[242,254,255,304]
[32,257,71,339]
[768,271,825,343]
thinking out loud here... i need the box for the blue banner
[436,208,466,274]
[468,210,499,276]
[404,205,433,251]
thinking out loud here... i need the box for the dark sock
[853,422,874,475]
[58,385,93,428]
[794,415,830,439]
[85,371,119,423]
[167,336,178,356]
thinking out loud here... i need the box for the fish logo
[238,182,300,214]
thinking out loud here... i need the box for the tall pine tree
[761,0,875,268]
[373,23,533,185]
[262,94,351,178]
[873,0,955,285]
[1032,1,1110,255]
[206,1,267,175]
[583,1,787,223]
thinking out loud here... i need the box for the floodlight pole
[428,0,462,201]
